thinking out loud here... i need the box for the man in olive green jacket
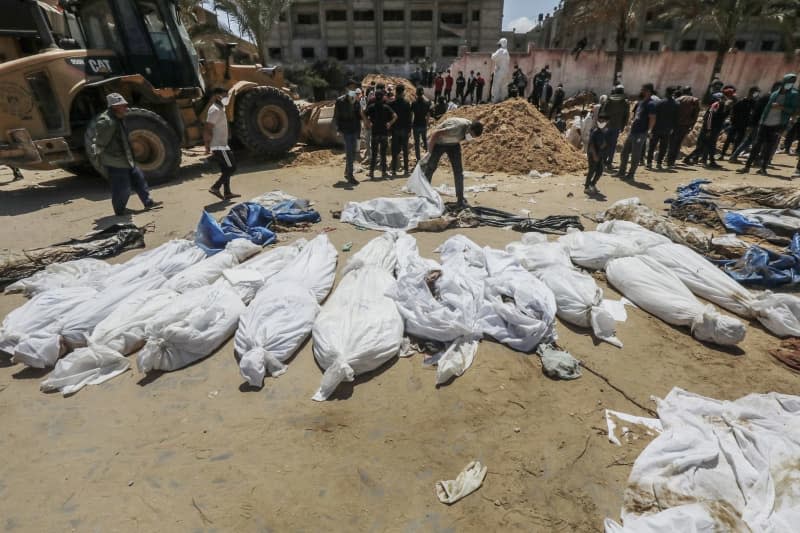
[91,93,161,215]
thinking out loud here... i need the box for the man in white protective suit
[491,38,511,103]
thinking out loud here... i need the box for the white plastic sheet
[339,163,444,231]
[605,388,800,532]
[505,233,573,271]
[236,235,338,386]
[40,344,130,395]
[559,229,647,270]
[164,238,261,293]
[107,239,206,281]
[606,256,746,346]
[311,234,404,401]
[4,258,112,296]
[646,242,800,337]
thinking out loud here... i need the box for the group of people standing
[432,70,487,106]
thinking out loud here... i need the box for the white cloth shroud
[339,163,444,231]
[606,255,746,346]
[4,258,112,297]
[163,238,261,293]
[507,234,625,347]
[388,234,487,385]
[236,235,338,387]
[311,234,404,401]
[137,243,303,373]
[604,387,800,532]
[645,241,800,338]
[559,229,651,271]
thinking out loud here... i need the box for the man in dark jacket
[365,91,398,179]
[600,84,629,169]
[466,71,476,104]
[333,81,363,185]
[390,85,413,176]
[90,93,161,215]
[530,73,544,107]
[444,70,454,101]
[542,80,554,114]
[549,83,565,119]
[411,87,432,161]
[685,91,729,168]
[722,86,758,158]
[646,87,678,169]
[455,71,467,103]
[730,83,775,163]
[666,86,700,167]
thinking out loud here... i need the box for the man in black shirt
[365,91,397,178]
[549,83,564,119]
[411,86,432,162]
[390,85,413,176]
[722,86,758,158]
[455,71,466,104]
[333,81,362,185]
[646,86,678,169]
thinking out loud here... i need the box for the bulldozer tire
[233,87,300,155]
[84,107,181,185]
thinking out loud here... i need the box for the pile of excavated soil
[442,99,587,175]
[285,148,343,167]
[361,74,417,102]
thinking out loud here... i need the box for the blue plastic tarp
[195,201,321,254]
[718,234,800,288]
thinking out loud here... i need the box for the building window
[704,39,719,51]
[440,12,464,25]
[354,46,364,59]
[385,46,405,59]
[411,10,433,21]
[409,46,426,59]
[680,39,697,51]
[297,13,319,25]
[627,38,639,49]
[472,10,480,22]
[735,40,747,50]
[383,10,404,22]
[649,41,660,51]
[301,47,315,59]
[761,40,774,51]
[353,10,374,22]
[470,46,479,52]
[268,47,281,59]
[441,45,458,57]
[326,10,347,22]
[328,46,348,60]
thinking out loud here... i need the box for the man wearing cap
[738,73,799,175]
[91,93,162,216]
[425,117,484,209]
[204,87,240,199]
[333,79,362,185]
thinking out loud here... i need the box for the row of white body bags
[311,233,405,401]
[41,240,298,394]
[236,235,338,387]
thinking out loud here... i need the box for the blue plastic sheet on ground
[195,200,321,254]
[666,179,714,207]
[723,211,768,234]
[717,234,800,288]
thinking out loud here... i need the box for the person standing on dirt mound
[91,93,162,216]
[424,118,484,210]
[444,70,454,101]
[205,88,241,199]
[491,38,510,103]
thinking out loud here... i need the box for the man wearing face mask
[425,117,484,209]
[333,80,363,185]
[738,73,799,175]
[204,88,240,199]
[617,83,656,181]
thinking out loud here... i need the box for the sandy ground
[1,147,799,532]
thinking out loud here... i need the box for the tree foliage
[213,0,292,64]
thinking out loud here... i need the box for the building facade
[263,0,504,67]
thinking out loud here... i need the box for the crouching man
[424,118,483,210]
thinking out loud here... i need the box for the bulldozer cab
[62,0,204,90]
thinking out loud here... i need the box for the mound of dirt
[361,74,417,102]
[285,148,343,167]
[441,99,587,175]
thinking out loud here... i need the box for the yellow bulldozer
[0,0,301,183]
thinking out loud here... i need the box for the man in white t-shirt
[204,87,239,199]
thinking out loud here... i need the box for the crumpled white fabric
[559,229,648,271]
[311,234,404,401]
[340,163,444,231]
[605,387,800,532]
[40,344,130,395]
[596,219,673,248]
[478,248,557,353]
[606,256,746,346]
[236,235,337,386]
[13,270,167,368]
[4,258,112,297]
[506,233,573,271]
[435,461,488,504]
[646,242,800,338]
[164,238,261,293]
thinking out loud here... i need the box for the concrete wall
[447,48,800,98]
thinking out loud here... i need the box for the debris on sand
[441,99,587,175]
[361,74,417,101]
[285,147,343,167]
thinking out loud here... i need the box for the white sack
[222,242,305,304]
[109,239,206,280]
[4,258,112,296]
[559,230,646,270]
[40,344,130,396]
[646,242,800,338]
[0,286,98,356]
[13,271,167,368]
[505,233,573,271]
[164,238,261,293]
[478,248,557,352]
[340,163,444,231]
[237,235,338,386]
[311,234,403,401]
[606,388,800,532]
[606,256,745,346]
[596,219,673,248]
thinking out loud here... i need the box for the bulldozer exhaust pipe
[27,0,58,49]
[223,42,237,80]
